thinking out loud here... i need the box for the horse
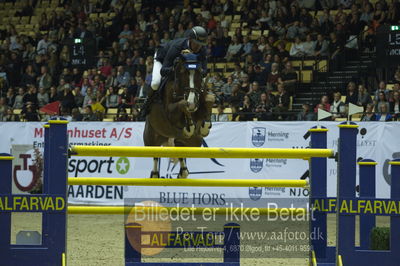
[143,52,214,179]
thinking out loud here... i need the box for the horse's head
[173,52,204,113]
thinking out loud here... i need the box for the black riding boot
[139,89,156,119]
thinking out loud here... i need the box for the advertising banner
[1,122,398,206]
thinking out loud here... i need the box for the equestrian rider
[142,26,208,114]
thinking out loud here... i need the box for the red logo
[13,154,38,192]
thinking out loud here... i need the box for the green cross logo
[116,157,130,175]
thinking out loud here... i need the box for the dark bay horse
[143,52,214,178]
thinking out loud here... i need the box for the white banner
[1,122,399,206]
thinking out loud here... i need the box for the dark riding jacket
[156,38,207,76]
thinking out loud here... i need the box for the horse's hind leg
[150,158,160,178]
[177,158,189,179]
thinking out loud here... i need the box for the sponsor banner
[0,122,398,205]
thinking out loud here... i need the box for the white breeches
[151,54,162,91]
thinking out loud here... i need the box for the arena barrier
[1,120,400,265]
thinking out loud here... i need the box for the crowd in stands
[0,0,399,122]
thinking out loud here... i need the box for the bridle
[171,54,205,105]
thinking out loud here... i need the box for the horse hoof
[177,167,189,179]
[150,171,160,178]
[200,121,212,137]
[183,124,195,138]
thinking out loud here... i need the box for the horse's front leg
[177,158,189,179]
[198,94,215,137]
[150,157,160,178]
[167,100,194,138]
[182,115,195,138]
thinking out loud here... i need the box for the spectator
[119,24,133,45]
[57,79,70,94]
[372,2,386,30]
[260,54,273,74]
[290,37,305,57]
[106,87,119,108]
[254,92,273,121]
[90,94,106,119]
[60,68,72,84]
[328,32,344,70]
[360,103,376,121]
[313,34,329,57]
[83,87,95,108]
[82,105,98,121]
[231,63,246,82]
[13,88,25,109]
[287,21,300,40]
[71,68,81,85]
[136,77,148,100]
[0,97,7,121]
[49,86,59,103]
[20,65,37,87]
[22,105,40,121]
[37,66,52,90]
[36,34,50,55]
[315,95,331,112]
[238,95,254,121]
[22,85,38,108]
[220,76,235,102]
[303,34,315,56]
[6,88,16,107]
[297,103,316,121]
[59,87,76,112]
[273,84,290,119]
[225,36,243,61]
[247,81,263,106]
[37,87,49,108]
[74,87,84,108]
[211,104,229,122]
[71,108,83,121]
[390,91,400,120]
[375,91,389,112]
[357,84,373,108]
[116,107,131,121]
[375,104,393,121]
[229,83,245,109]
[374,81,390,101]
[345,82,358,104]
[119,86,135,108]
[241,36,253,58]
[253,65,267,87]
[2,108,20,121]
[330,92,346,119]
[267,62,280,90]
[116,66,131,87]
[59,46,71,68]
[279,61,298,95]
[360,3,374,25]
[209,73,225,93]
[106,68,119,88]
[276,42,290,63]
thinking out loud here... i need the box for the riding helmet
[188,26,207,46]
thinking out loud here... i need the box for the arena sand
[12,213,388,265]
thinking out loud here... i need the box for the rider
[141,26,208,114]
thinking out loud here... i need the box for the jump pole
[69,145,334,159]
[68,177,308,187]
